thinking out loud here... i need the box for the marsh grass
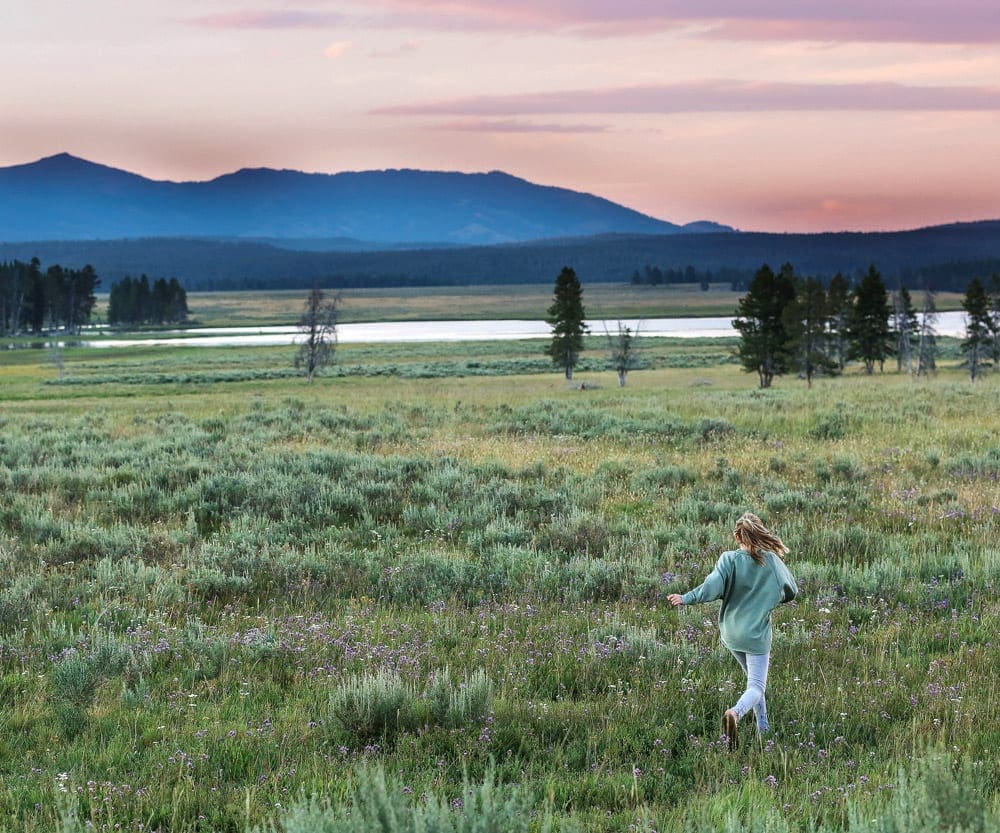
[0,337,996,831]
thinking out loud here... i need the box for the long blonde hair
[734,512,788,566]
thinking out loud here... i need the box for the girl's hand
[667,594,684,608]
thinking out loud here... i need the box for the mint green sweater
[681,549,797,654]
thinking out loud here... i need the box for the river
[54,311,970,348]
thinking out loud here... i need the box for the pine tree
[545,266,588,380]
[847,264,893,374]
[783,276,836,387]
[733,262,796,388]
[826,272,851,372]
[167,278,189,324]
[988,273,1000,371]
[961,278,993,381]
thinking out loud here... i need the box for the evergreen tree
[847,264,893,374]
[151,278,171,324]
[961,278,993,381]
[545,266,588,380]
[44,264,66,331]
[135,275,151,323]
[826,272,851,372]
[988,273,1000,371]
[733,262,796,388]
[108,274,187,327]
[916,288,938,377]
[107,276,127,326]
[783,276,836,387]
[22,260,46,333]
[167,278,189,324]
[892,285,919,374]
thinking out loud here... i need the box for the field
[88,284,971,328]
[0,332,998,832]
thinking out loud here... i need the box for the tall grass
[0,340,996,831]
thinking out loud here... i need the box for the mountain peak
[12,152,145,183]
[32,152,101,170]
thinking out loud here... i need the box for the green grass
[0,338,996,831]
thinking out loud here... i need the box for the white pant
[729,650,770,733]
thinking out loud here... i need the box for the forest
[2,221,999,292]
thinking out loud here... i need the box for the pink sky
[3,0,1000,232]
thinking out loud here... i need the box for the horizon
[4,2,1000,234]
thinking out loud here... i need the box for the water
[7,312,971,349]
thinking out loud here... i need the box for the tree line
[734,263,1000,386]
[5,223,1000,292]
[0,258,100,336]
[630,264,748,290]
[107,275,189,327]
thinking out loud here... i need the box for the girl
[667,512,797,750]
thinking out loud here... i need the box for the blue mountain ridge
[0,153,732,245]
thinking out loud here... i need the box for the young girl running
[667,512,797,750]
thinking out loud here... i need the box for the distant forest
[2,221,999,292]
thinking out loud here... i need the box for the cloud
[182,2,1000,43]
[369,39,421,58]
[375,1,1000,43]
[433,118,608,133]
[323,40,353,58]
[374,80,1000,117]
[188,9,346,29]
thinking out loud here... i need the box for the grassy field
[90,284,969,328]
[0,337,997,832]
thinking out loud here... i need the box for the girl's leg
[729,651,771,733]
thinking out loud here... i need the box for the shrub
[0,574,39,632]
[809,407,854,440]
[537,512,614,560]
[329,670,419,745]
[51,655,99,708]
[633,465,696,491]
[845,754,995,833]
[253,766,547,833]
[425,667,493,728]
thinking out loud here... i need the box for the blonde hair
[734,512,788,566]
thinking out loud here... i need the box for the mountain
[4,221,999,293]
[0,153,730,245]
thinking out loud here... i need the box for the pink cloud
[323,40,353,58]
[187,9,345,29]
[374,80,1000,116]
[369,39,421,58]
[183,2,1000,43]
[433,118,608,133]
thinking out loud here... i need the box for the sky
[3,0,1000,232]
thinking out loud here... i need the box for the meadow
[90,284,970,328]
[0,332,997,832]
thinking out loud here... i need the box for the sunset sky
[3,1,1000,232]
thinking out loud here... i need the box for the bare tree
[605,320,640,386]
[295,285,340,383]
[892,286,917,375]
[916,287,938,377]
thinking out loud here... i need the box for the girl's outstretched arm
[670,555,729,608]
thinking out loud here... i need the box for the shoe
[723,710,739,751]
